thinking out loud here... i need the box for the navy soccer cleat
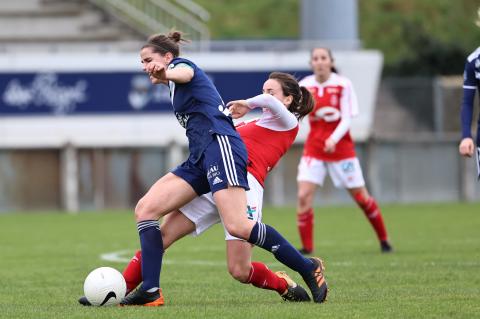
[78,296,91,306]
[301,257,328,303]
[275,271,311,302]
[380,240,393,253]
[120,287,164,306]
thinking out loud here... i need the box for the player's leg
[329,157,392,252]
[297,181,317,254]
[225,240,310,302]
[121,172,198,306]
[347,186,392,252]
[296,157,327,254]
[209,136,327,303]
[121,210,197,295]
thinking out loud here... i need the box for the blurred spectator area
[0,0,143,52]
[374,76,477,140]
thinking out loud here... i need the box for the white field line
[100,250,480,268]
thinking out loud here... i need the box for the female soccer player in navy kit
[94,72,318,305]
[459,46,480,176]
[121,31,328,306]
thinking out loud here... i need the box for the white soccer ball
[83,267,126,306]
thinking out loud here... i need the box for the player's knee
[134,197,158,221]
[228,263,250,283]
[224,222,249,240]
[297,191,312,212]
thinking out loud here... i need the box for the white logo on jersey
[218,104,230,116]
[475,71,480,80]
[314,106,341,122]
[327,87,339,94]
[476,59,480,68]
[212,176,223,185]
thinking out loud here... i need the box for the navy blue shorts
[172,134,249,195]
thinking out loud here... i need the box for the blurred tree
[194,0,298,39]
[195,0,480,75]
[359,0,480,75]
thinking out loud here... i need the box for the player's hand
[227,100,250,119]
[459,137,475,157]
[145,62,167,83]
[324,137,336,153]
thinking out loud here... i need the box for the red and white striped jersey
[299,73,359,161]
[235,94,299,186]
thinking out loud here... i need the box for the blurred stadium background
[2,2,480,318]
[0,0,479,213]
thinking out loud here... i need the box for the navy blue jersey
[167,57,240,162]
[461,47,480,145]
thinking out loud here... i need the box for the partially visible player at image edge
[296,47,393,254]
[459,8,480,178]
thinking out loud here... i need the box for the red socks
[121,252,290,296]
[297,208,314,252]
[353,192,388,241]
[246,262,288,294]
[122,250,143,294]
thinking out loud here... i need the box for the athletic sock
[137,220,163,291]
[297,208,314,252]
[354,193,388,241]
[122,250,143,294]
[245,262,288,294]
[247,222,314,276]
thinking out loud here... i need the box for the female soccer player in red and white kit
[296,48,393,254]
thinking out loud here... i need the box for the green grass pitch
[1,203,479,318]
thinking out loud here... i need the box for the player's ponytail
[268,72,314,121]
[298,86,314,120]
[143,30,188,58]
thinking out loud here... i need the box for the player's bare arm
[166,66,194,83]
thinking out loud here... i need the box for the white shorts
[180,172,263,241]
[297,156,365,189]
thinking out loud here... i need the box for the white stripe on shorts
[220,135,239,184]
[217,135,239,186]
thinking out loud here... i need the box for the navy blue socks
[248,222,314,275]
[137,220,163,291]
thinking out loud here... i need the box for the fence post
[433,76,444,139]
[61,143,79,213]
[167,141,184,170]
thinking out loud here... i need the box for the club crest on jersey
[341,161,355,173]
[330,95,338,107]
[175,112,189,128]
[476,59,480,69]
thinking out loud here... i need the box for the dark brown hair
[311,47,338,73]
[142,30,188,58]
[268,72,314,120]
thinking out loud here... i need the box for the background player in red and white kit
[79,72,324,305]
[296,48,393,254]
